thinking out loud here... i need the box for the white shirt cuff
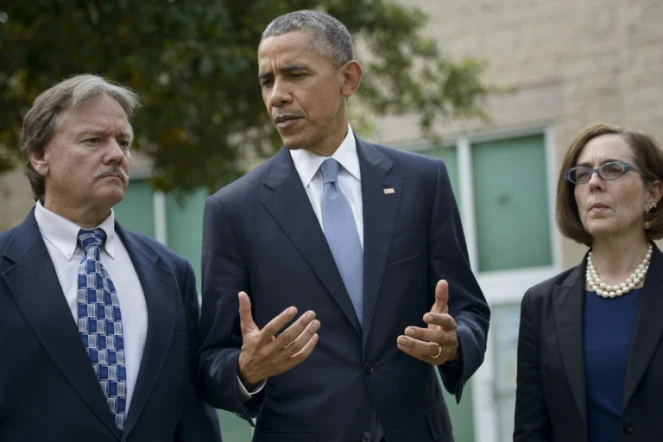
[237,375,266,402]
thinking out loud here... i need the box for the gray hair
[262,10,355,67]
[19,74,140,202]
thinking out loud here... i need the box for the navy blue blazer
[199,138,490,442]
[0,210,221,442]
[515,247,663,442]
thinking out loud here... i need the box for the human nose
[269,78,292,108]
[587,168,604,188]
[105,139,127,164]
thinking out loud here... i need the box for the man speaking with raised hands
[198,9,490,442]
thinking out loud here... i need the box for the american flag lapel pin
[383,188,395,195]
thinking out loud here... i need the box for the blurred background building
[1,0,661,441]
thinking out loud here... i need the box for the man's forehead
[258,31,316,60]
[59,107,133,137]
[83,124,133,137]
[66,95,127,116]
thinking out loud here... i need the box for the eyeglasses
[565,160,636,184]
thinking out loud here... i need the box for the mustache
[94,166,130,183]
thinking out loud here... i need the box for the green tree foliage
[0,1,489,193]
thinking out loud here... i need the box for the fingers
[277,311,317,347]
[287,320,321,362]
[397,335,440,360]
[292,332,319,360]
[424,312,457,331]
[401,325,457,350]
[398,309,459,365]
[431,280,449,315]
[260,306,301,341]
[404,326,447,345]
[397,326,458,364]
[238,292,258,335]
[237,304,319,386]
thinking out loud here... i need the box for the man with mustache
[199,10,490,442]
[0,74,222,442]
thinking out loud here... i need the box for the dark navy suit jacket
[0,210,221,442]
[199,138,490,442]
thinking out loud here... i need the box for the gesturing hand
[397,280,460,365]
[236,291,320,388]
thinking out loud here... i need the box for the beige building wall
[0,170,34,232]
[377,0,663,268]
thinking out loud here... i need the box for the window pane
[165,189,208,289]
[218,411,252,441]
[441,380,475,442]
[113,181,154,237]
[492,303,520,442]
[472,134,552,272]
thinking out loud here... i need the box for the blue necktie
[320,158,364,325]
[77,229,127,431]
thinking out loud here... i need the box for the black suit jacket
[199,139,490,442]
[514,246,663,441]
[0,210,221,442]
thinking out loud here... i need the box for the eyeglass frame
[564,160,642,184]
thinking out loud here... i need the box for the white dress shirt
[34,201,148,415]
[238,126,365,401]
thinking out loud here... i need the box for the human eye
[600,162,626,179]
[84,137,102,145]
[572,167,591,183]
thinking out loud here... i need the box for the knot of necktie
[78,228,106,251]
[320,158,341,184]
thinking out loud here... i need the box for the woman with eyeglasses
[514,123,663,442]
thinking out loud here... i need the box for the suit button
[364,362,374,373]
[623,421,634,433]
[361,432,372,442]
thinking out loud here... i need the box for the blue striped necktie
[320,158,364,325]
[77,228,127,431]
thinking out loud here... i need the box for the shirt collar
[289,124,361,188]
[34,201,117,261]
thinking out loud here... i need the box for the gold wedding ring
[431,344,442,359]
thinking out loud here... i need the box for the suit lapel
[622,246,663,410]
[552,261,587,424]
[357,140,402,343]
[1,211,119,437]
[116,225,176,436]
[262,148,361,335]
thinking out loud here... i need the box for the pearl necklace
[586,244,652,298]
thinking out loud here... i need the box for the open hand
[236,292,320,388]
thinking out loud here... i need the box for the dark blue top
[583,288,642,442]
